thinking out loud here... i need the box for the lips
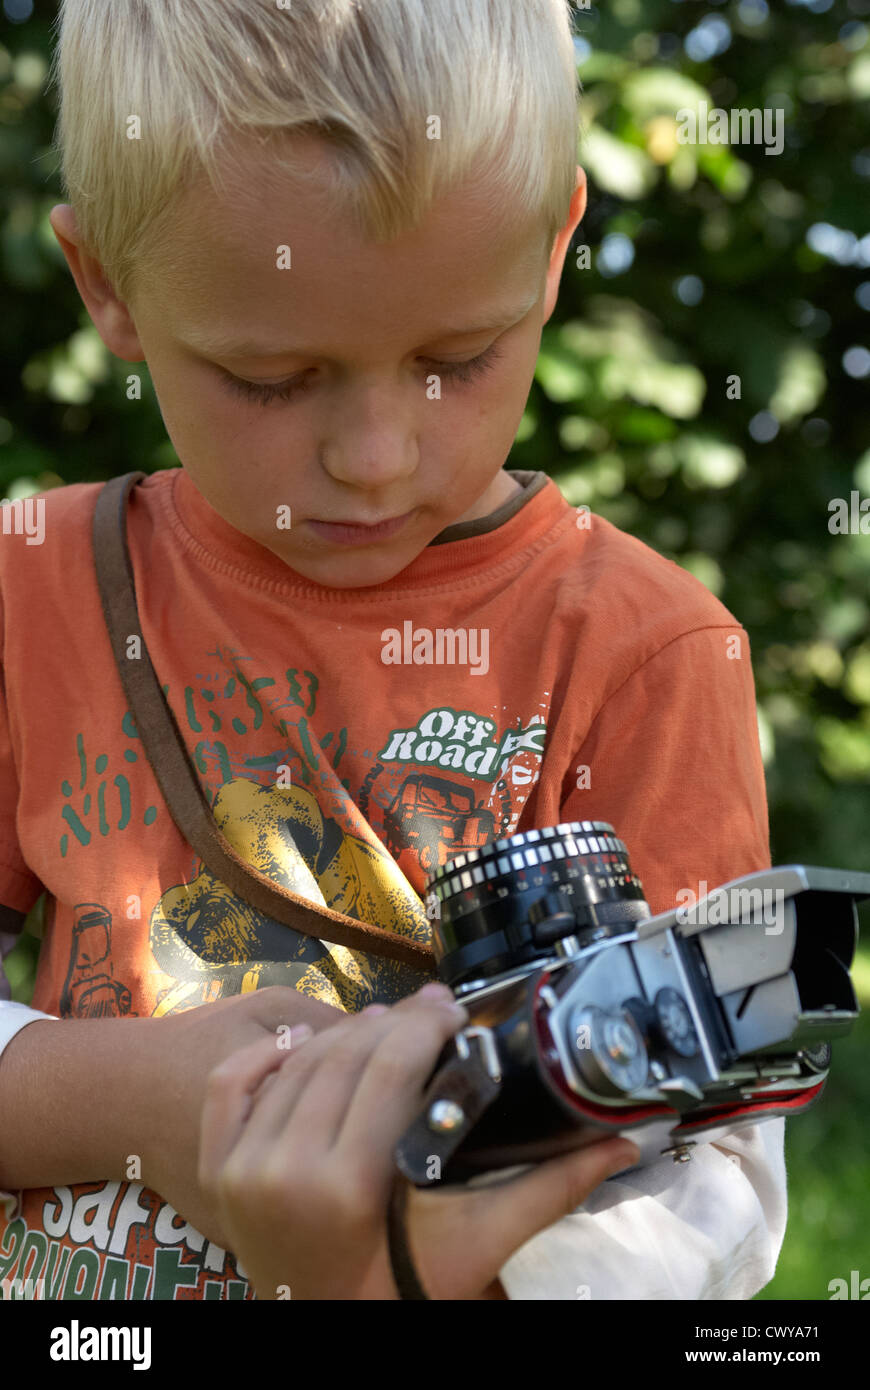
[331,514,406,527]
[306,509,416,546]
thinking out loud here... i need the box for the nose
[319,373,419,491]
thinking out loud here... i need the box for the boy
[0,0,785,1300]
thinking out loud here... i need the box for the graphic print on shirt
[148,777,432,1015]
[59,903,135,1019]
[147,703,548,1015]
[382,771,497,877]
[52,667,551,1021]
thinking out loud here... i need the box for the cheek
[205,385,271,451]
[181,378,301,492]
[466,348,539,439]
[162,342,537,485]
[191,463,287,550]
[145,362,242,466]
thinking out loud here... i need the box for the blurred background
[1,0,868,1299]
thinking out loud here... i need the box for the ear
[541,166,587,326]
[49,205,147,362]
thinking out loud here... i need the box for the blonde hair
[48,0,581,307]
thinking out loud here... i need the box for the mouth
[306,509,416,546]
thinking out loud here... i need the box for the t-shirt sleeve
[496,624,783,1300]
[0,726,43,925]
[0,598,46,1000]
[558,624,771,915]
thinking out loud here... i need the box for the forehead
[142,134,550,349]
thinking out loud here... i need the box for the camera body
[394,822,869,1186]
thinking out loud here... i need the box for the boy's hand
[139,986,345,1247]
[198,984,640,1299]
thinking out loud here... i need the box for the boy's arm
[0,610,148,1194]
[0,987,346,1246]
[498,624,786,1300]
[0,915,62,1210]
[0,1014,159,1189]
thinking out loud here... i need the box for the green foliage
[1,0,869,1302]
[755,963,870,1301]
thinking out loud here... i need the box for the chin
[273,546,406,589]
[312,561,412,590]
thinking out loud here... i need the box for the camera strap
[394,1039,504,1178]
[91,470,436,974]
[386,1178,431,1299]
[388,1045,504,1297]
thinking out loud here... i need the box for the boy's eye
[217,342,504,406]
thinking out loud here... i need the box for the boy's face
[52,136,586,589]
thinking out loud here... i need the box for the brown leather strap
[91,471,435,973]
[394,1044,503,1183]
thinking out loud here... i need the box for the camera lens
[424,821,650,989]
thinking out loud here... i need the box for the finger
[454,1136,642,1273]
[223,1001,401,1163]
[198,1026,315,1195]
[222,988,459,1173]
[332,998,469,1173]
[283,993,467,1160]
[252,985,347,1034]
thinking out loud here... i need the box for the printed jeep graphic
[383,773,495,873]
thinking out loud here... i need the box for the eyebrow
[187,296,539,360]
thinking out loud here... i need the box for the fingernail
[289,1023,314,1045]
[438,999,469,1017]
[365,1004,389,1018]
[419,982,452,1000]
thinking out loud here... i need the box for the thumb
[473,1137,640,1264]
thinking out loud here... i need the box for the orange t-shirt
[0,466,770,1299]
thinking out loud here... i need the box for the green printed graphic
[58,658,345,853]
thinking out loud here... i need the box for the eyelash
[219,343,504,406]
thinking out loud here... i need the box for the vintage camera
[394,822,869,1186]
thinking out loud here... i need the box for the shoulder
[0,471,174,607]
[0,480,98,597]
[547,506,747,689]
[566,509,742,631]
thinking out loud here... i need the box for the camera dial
[654,987,701,1058]
[568,1003,650,1095]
